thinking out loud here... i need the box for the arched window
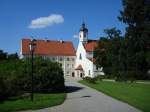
[79,53,82,60]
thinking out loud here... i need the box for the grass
[0,93,66,112]
[79,80,150,112]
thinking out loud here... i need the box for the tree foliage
[95,28,127,79]
[118,0,150,79]
[104,27,121,39]
[95,0,150,80]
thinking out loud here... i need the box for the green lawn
[0,93,66,112]
[79,80,150,112]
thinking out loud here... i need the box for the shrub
[0,60,31,98]
[33,58,65,93]
[115,71,128,82]
[0,57,65,102]
[83,77,97,84]
[94,75,105,81]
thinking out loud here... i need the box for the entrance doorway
[72,72,75,77]
[80,73,83,77]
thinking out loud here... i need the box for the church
[74,22,104,77]
[20,22,104,78]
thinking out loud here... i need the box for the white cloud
[29,14,64,29]
[73,34,78,38]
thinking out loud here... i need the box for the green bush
[33,58,65,93]
[0,60,30,99]
[0,57,65,102]
[115,71,128,82]
[83,77,97,84]
[94,75,105,81]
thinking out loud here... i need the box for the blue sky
[0,0,125,54]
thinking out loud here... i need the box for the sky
[0,0,126,54]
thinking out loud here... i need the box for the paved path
[23,77,141,112]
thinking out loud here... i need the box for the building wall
[75,41,104,77]
[21,54,75,76]
[58,56,75,76]
[75,42,94,77]
[86,51,93,58]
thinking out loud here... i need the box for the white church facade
[74,23,104,77]
[20,22,104,78]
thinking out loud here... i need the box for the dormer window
[79,53,82,60]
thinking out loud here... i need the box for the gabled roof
[21,39,76,56]
[83,40,98,52]
[75,64,83,71]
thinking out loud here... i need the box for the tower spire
[79,22,88,43]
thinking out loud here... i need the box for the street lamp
[29,39,36,101]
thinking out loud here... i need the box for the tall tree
[95,28,125,78]
[118,0,150,79]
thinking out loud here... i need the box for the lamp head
[29,39,36,52]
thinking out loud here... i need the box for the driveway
[24,76,141,112]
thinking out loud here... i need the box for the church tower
[79,22,88,43]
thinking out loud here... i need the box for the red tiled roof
[21,39,76,56]
[83,40,98,52]
[75,64,83,70]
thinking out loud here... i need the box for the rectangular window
[60,63,62,67]
[52,57,55,61]
[88,70,91,75]
[67,58,70,61]
[59,57,63,61]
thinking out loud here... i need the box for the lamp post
[29,39,36,101]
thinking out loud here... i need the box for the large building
[20,39,76,76]
[74,22,104,77]
[20,22,104,78]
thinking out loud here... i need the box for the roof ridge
[22,38,72,43]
